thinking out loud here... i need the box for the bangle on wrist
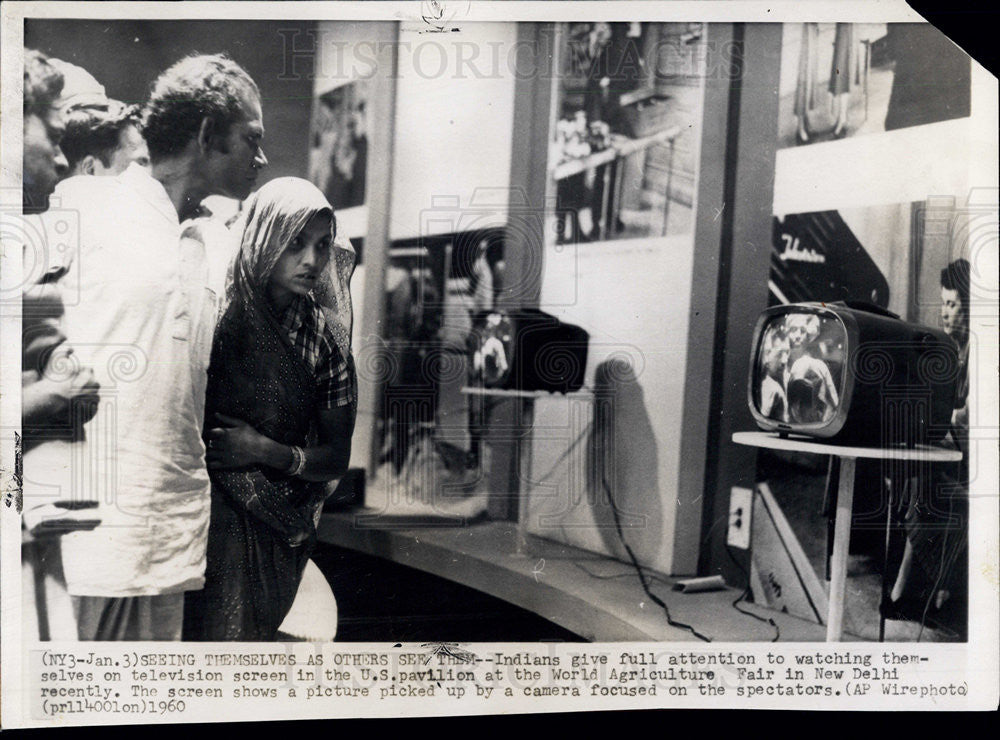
[285,445,307,477]
[285,445,301,476]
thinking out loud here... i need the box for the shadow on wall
[587,357,662,566]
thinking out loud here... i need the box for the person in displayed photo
[828,23,853,139]
[51,53,268,641]
[887,258,971,628]
[783,313,839,423]
[939,258,971,452]
[182,177,356,641]
[759,328,789,422]
[792,23,818,145]
[783,311,818,355]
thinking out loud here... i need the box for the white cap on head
[49,58,109,113]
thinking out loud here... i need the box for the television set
[469,308,589,393]
[748,302,959,446]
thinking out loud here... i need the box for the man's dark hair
[61,102,141,169]
[24,49,64,119]
[141,54,259,161]
[940,258,971,313]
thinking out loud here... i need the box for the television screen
[468,309,589,393]
[748,301,958,445]
[752,311,847,426]
[469,311,515,388]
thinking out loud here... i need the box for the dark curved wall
[25,19,317,185]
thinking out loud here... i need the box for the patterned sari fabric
[184,178,355,641]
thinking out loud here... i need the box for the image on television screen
[754,311,847,425]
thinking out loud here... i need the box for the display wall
[743,22,996,638]
[312,22,523,506]
[523,22,711,576]
[388,22,518,240]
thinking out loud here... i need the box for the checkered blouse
[280,294,352,409]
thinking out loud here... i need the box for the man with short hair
[60,101,150,177]
[52,54,267,641]
[22,49,69,214]
[140,54,267,219]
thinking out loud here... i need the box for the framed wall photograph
[777,22,972,148]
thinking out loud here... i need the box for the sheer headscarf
[189,179,357,639]
[226,176,357,361]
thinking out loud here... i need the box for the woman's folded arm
[207,406,354,483]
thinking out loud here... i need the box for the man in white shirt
[51,54,267,640]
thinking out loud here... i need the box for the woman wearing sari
[183,177,356,641]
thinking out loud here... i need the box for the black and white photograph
[550,21,704,243]
[777,22,972,148]
[1,0,997,726]
[757,200,977,642]
[309,80,369,212]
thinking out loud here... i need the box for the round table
[733,431,962,641]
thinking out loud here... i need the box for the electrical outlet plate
[727,486,753,550]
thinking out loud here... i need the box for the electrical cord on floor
[529,413,711,640]
[724,541,780,642]
[601,474,713,642]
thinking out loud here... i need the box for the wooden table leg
[879,473,899,642]
[515,399,535,556]
[599,163,612,240]
[827,455,856,641]
[661,140,676,237]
